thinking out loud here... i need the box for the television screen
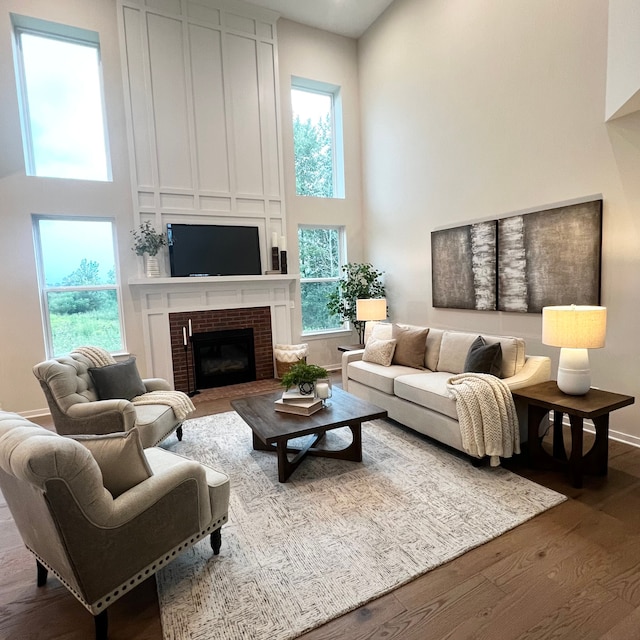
[167,224,262,277]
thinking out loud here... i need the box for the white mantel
[129,274,299,385]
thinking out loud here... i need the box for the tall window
[299,226,345,334]
[34,217,124,357]
[291,78,344,198]
[12,15,111,181]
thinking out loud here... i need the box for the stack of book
[274,389,322,416]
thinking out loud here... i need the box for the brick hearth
[169,307,273,393]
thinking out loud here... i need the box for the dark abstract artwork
[431,199,602,313]
[431,221,497,311]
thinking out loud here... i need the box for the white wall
[277,19,364,368]
[0,0,139,415]
[359,0,640,443]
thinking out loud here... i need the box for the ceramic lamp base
[557,347,591,395]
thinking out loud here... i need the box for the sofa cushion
[392,324,428,369]
[394,372,458,420]
[348,360,419,395]
[89,357,147,401]
[425,328,444,371]
[436,331,525,377]
[464,336,502,377]
[362,337,397,366]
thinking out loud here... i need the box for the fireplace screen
[192,328,256,389]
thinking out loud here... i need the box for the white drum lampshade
[356,298,387,345]
[542,305,607,395]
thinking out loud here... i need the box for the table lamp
[542,305,607,395]
[356,298,387,345]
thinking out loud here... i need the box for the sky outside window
[19,32,110,181]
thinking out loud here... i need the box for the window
[299,226,345,334]
[12,15,111,181]
[291,77,344,198]
[33,217,124,357]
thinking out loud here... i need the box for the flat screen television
[167,224,262,277]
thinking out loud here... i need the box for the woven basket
[274,343,308,379]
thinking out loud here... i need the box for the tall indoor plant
[326,262,386,344]
[131,221,167,277]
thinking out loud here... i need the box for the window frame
[33,215,125,358]
[11,14,112,181]
[291,76,345,199]
[298,224,348,337]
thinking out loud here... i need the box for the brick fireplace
[169,307,273,393]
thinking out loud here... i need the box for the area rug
[157,412,566,640]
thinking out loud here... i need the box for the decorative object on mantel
[131,221,167,278]
[542,304,607,395]
[279,234,288,274]
[280,361,328,396]
[327,263,386,344]
[271,232,280,272]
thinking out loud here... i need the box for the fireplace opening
[192,328,256,389]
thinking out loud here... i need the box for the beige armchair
[33,352,186,447]
[0,411,229,640]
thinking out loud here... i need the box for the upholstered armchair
[0,411,229,640]
[33,351,188,448]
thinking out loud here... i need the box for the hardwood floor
[2,380,640,639]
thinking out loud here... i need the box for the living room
[1,0,640,638]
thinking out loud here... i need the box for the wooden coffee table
[231,387,387,482]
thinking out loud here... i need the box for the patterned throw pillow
[362,337,397,366]
[464,336,502,377]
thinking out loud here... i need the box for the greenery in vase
[280,361,329,390]
[326,262,386,344]
[131,221,167,257]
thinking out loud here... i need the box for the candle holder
[315,377,332,408]
[280,250,288,274]
[271,247,280,271]
[188,337,200,397]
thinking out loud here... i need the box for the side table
[337,344,364,353]
[512,381,634,488]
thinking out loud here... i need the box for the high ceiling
[245,0,396,38]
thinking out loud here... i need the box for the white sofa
[342,324,551,459]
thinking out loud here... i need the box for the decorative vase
[145,254,160,278]
[298,381,315,396]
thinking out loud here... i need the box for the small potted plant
[281,361,329,396]
[131,221,167,277]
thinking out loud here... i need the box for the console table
[512,381,635,488]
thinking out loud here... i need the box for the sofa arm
[341,349,364,391]
[503,355,551,391]
[66,400,136,434]
[143,378,172,392]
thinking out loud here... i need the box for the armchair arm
[341,349,364,391]
[65,400,136,434]
[143,378,172,392]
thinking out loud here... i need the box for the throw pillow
[71,428,152,498]
[464,336,503,377]
[362,337,397,366]
[392,324,429,368]
[89,357,147,401]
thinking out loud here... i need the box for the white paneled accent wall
[118,0,285,277]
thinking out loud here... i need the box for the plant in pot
[280,361,329,396]
[131,221,167,277]
[326,262,386,345]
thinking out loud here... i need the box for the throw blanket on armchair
[73,346,195,421]
[447,373,520,467]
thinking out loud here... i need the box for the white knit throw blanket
[131,391,196,422]
[447,373,520,467]
[72,346,195,421]
[72,346,116,367]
